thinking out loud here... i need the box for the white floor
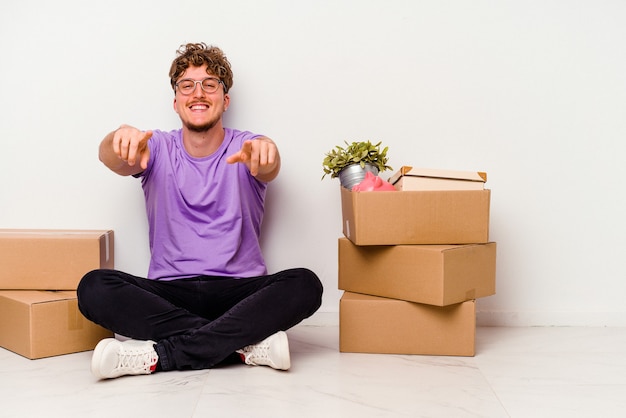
[1,326,626,418]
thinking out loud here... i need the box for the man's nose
[193,83,205,96]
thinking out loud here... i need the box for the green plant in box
[322,140,392,180]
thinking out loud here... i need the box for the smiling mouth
[190,103,209,111]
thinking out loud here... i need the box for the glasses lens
[177,80,196,94]
[202,78,220,93]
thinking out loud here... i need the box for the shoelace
[243,342,270,363]
[116,347,157,372]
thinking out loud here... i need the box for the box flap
[0,229,113,239]
[0,290,77,305]
[388,166,487,185]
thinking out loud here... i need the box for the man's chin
[183,119,219,133]
[186,121,217,133]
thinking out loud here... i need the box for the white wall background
[1,0,625,326]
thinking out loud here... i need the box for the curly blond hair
[169,43,233,93]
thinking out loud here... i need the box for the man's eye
[180,82,194,90]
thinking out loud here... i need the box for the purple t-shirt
[139,128,267,280]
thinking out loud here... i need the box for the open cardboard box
[0,229,114,290]
[0,290,113,359]
[338,238,496,306]
[340,186,490,245]
[340,292,476,356]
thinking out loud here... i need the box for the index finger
[227,140,253,164]
[240,140,253,159]
[127,130,153,166]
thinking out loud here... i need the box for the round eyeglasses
[175,77,224,95]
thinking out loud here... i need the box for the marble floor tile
[1,326,625,417]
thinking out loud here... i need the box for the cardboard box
[340,292,475,356]
[0,229,114,290]
[388,166,487,191]
[338,238,496,306]
[340,187,490,245]
[0,290,113,359]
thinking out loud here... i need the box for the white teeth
[191,104,207,110]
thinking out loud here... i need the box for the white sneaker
[91,338,158,379]
[237,331,291,370]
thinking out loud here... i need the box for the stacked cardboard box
[338,167,496,356]
[0,229,115,359]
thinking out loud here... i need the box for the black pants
[77,268,323,371]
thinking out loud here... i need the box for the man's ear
[223,94,230,111]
